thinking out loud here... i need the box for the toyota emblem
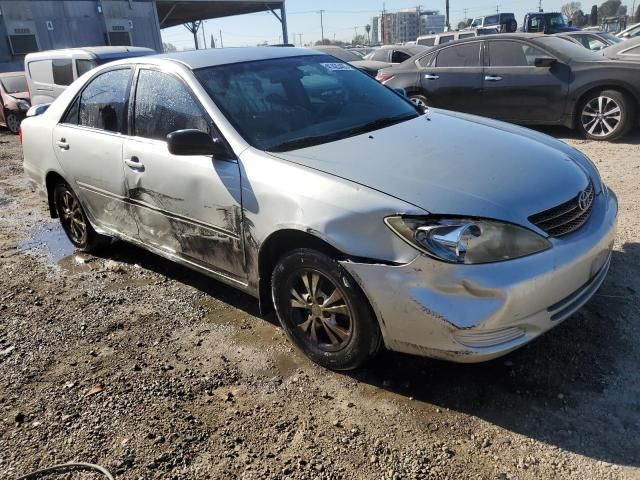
[578,190,591,212]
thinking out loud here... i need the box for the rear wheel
[54,182,109,252]
[578,90,635,141]
[5,112,20,134]
[271,248,382,370]
[409,94,429,109]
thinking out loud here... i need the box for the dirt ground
[0,126,639,480]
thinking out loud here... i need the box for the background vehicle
[378,33,640,141]
[25,46,154,105]
[469,13,518,33]
[364,45,427,64]
[417,30,479,47]
[0,72,30,133]
[555,31,623,50]
[523,12,579,34]
[603,36,640,62]
[348,47,377,58]
[618,22,640,39]
[313,46,391,76]
[21,47,616,371]
[599,16,627,34]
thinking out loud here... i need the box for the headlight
[16,100,30,112]
[385,216,551,264]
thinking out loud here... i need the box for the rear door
[418,41,484,113]
[122,67,246,282]
[481,39,569,123]
[52,67,135,233]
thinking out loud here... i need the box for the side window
[76,59,97,77]
[418,37,435,46]
[372,49,389,62]
[134,69,209,141]
[417,52,436,68]
[489,41,545,67]
[435,43,481,67]
[28,60,54,84]
[459,33,476,39]
[586,37,607,50]
[52,59,74,86]
[392,50,411,63]
[78,68,131,133]
[439,35,455,44]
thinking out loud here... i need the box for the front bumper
[341,191,618,363]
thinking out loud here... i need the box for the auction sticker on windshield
[321,63,355,71]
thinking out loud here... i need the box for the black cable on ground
[14,462,114,480]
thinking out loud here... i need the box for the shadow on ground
[92,237,640,467]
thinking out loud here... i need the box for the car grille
[529,181,594,237]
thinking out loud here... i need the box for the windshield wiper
[267,113,418,153]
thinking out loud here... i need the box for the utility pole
[538,0,543,13]
[318,9,325,43]
[445,0,450,30]
[219,29,224,48]
[201,20,206,49]
[183,21,201,50]
[464,8,468,19]
[297,33,303,46]
[496,5,500,14]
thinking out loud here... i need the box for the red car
[0,72,30,134]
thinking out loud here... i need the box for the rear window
[484,15,499,24]
[0,75,27,94]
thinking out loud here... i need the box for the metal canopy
[156,0,285,29]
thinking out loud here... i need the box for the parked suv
[25,46,154,105]
[0,72,30,134]
[417,30,479,47]
[523,12,579,34]
[469,13,518,33]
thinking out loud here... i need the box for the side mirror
[166,129,231,158]
[534,57,557,68]
[26,103,50,117]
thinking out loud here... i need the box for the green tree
[590,4,598,25]
[162,42,177,52]
[636,4,640,22]
[457,20,468,30]
[598,0,621,18]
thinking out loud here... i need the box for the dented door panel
[122,137,245,282]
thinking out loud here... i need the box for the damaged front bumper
[341,191,618,363]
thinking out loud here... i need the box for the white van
[416,30,479,47]
[25,46,154,105]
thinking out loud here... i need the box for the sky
[159,0,632,49]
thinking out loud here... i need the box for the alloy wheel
[59,190,87,244]
[6,113,19,134]
[581,96,622,138]
[288,269,353,352]
[410,97,428,109]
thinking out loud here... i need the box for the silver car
[22,48,617,370]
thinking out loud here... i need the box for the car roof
[25,46,154,61]
[154,47,323,69]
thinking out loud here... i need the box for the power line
[318,9,325,42]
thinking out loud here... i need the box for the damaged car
[22,48,617,370]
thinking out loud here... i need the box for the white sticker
[321,62,355,72]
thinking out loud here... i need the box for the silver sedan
[22,47,617,370]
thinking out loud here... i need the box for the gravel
[1,127,639,479]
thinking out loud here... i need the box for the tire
[53,182,109,252]
[408,94,429,109]
[5,112,20,134]
[577,89,635,141]
[271,248,382,371]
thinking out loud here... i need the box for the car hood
[268,110,592,228]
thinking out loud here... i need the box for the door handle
[424,74,440,80]
[56,138,69,150]
[124,156,145,171]
[484,75,503,82]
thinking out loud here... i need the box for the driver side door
[122,67,246,283]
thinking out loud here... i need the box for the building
[371,8,445,44]
[0,0,288,73]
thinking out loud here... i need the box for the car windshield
[533,36,607,61]
[0,74,27,94]
[195,54,419,152]
[548,13,567,26]
[471,18,482,27]
[600,32,623,43]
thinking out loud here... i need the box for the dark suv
[523,12,579,34]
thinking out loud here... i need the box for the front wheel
[54,182,109,252]
[271,248,382,370]
[5,112,20,134]
[409,94,429,109]
[578,90,635,141]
